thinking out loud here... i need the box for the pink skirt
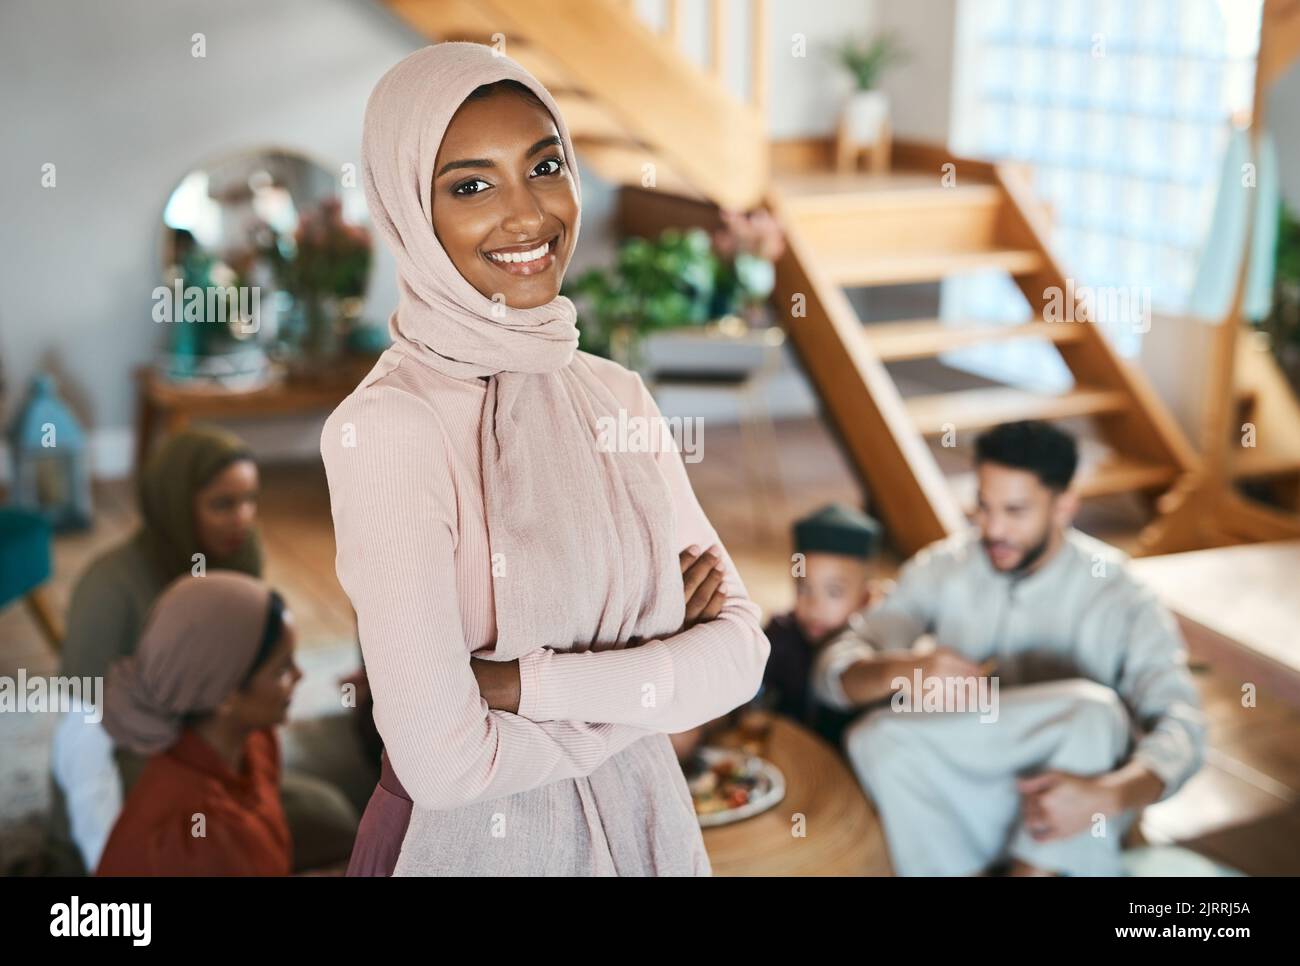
[346,734,710,876]
[344,752,410,877]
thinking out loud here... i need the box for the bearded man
[813,421,1205,876]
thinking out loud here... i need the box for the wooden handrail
[663,0,681,46]
[751,0,769,125]
[643,0,770,127]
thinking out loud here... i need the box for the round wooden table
[699,715,892,876]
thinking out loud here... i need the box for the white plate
[689,746,786,828]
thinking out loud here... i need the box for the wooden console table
[133,358,378,475]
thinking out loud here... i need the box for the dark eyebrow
[435,135,563,179]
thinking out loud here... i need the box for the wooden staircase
[765,148,1197,555]
[385,0,1202,557]
[384,0,766,210]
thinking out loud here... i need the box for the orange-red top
[96,727,290,876]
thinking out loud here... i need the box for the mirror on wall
[157,147,372,386]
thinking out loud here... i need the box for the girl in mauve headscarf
[49,427,356,875]
[97,572,298,876]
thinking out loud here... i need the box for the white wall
[876,0,957,143]
[3,0,953,481]
[1,0,415,477]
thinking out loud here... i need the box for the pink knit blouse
[321,343,771,875]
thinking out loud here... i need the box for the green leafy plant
[1274,200,1300,287]
[833,31,909,91]
[1260,200,1300,388]
[263,197,371,300]
[564,216,784,363]
[260,197,371,359]
[564,228,711,360]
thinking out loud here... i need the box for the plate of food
[685,746,786,828]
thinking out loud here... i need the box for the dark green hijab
[132,425,264,583]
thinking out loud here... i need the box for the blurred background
[2,0,1298,876]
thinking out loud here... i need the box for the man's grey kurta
[813,528,1206,875]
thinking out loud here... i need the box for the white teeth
[487,241,549,264]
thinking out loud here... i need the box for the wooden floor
[4,415,1299,874]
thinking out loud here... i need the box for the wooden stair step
[905,386,1130,436]
[1231,445,1300,480]
[1070,456,1181,497]
[864,319,1085,362]
[820,248,1045,287]
[947,455,1180,512]
[781,178,1018,276]
[777,177,1005,214]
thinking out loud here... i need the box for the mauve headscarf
[103,572,275,755]
[361,42,684,656]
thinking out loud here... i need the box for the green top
[60,537,168,682]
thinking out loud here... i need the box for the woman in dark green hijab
[62,424,263,683]
[133,425,264,587]
[64,426,263,686]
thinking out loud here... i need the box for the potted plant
[564,213,785,370]
[709,208,785,327]
[831,32,909,171]
[261,196,372,371]
[564,228,711,368]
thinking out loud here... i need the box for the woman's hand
[680,544,726,632]
[470,657,521,713]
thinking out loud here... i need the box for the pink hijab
[361,43,684,655]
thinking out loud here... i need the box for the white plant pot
[842,89,890,144]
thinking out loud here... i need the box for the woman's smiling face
[430,87,578,310]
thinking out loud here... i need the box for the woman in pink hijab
[321,42,771,876]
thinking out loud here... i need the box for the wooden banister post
[751,0,769,128]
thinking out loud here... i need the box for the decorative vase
[280,293,364,378]
[842,88,890,144]
[301,293,341,361]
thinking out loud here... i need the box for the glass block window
[944,0,1263,392]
